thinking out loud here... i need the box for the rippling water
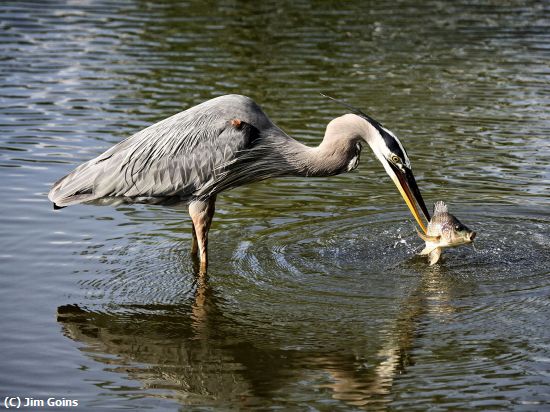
[1,1,549,410]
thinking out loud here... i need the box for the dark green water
[1,1,549,410]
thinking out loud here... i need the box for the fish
[416,201,476,265]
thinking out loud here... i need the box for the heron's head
[322,95,431,233]
[363,119,431,233]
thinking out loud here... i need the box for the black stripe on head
[321,93,408,163]
[379,127,407,163]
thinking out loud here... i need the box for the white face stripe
[354,114,411,170]
[380,127,411,169]
[381,126,396,138]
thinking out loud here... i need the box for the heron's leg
[188,196,216,271]
[191,224,199,257]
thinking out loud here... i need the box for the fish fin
[415,227,440,243]
[428,248,442,265]
[433,201,448,214]
[419,244,438,255]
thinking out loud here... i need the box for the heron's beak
[387,162,431,234]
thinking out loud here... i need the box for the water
[1,1,549,410]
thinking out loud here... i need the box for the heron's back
[48,95,288,207]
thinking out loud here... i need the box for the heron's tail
[48,161,100,208]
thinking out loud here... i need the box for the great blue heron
[49,94,430,270]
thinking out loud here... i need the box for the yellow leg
[188,196,216,272]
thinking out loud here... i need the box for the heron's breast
[346,142,362,172]
[346,154,359,171]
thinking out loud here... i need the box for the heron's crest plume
[320,93,384,130]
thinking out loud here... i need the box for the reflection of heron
[56,261,457,409]
[49,94,430,269]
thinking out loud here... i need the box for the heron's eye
[390,154,401,164]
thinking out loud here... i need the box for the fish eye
[455,224,461,230]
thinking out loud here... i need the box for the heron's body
[49,94,429,270]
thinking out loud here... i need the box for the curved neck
[285,114,379,177]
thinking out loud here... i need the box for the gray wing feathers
[196,133,303,198]
[49,95,267,206]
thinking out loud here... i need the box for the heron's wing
[48,109,259,207]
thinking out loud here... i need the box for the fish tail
[428,248,442,265]
[419,244,437,255]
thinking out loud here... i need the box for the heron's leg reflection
[188,195,216,271]
[190,260,212,338]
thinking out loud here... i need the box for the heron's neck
[289,114,378,177]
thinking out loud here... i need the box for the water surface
[1,1,549,410]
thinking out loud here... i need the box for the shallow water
[1,1,549,410]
